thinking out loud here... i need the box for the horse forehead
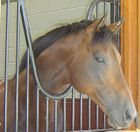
[96,44,121,62]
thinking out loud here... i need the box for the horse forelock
[92,25,116,45]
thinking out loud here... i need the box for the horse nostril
[124,110,132,122]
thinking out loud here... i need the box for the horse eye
[95,57,105,63]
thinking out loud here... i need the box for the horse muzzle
[107,107,137,129]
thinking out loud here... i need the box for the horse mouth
[108,118,121,129]
[108,118,130,129]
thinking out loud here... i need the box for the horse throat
[47,68,70,94]
[36,57,70,95]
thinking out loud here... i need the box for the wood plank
[138,0,140,128]
[121,0,139,128]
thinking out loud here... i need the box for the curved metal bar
[86,0,117,20]
[19,0,72,99]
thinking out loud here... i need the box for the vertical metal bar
[116,0,120,22]
[103,2,107,129]
[104,0,107,15]
[63,97,66,131]
[116,0,120,51]
[113,0,116,22]
[36,88,40,132]
[72,88,75,131]
[103,113,106,128]
[110,2,114,23]
[104,0,107,24]
[96,4,99,18]
[46,97,49,132]
[54,100,58,132]
[96,105,99,129]
[80,93,83,130]
[4,0,10,131]
[26,48,30,132]
[15,0,20,131]
[88,97,91,130]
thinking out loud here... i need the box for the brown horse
[0,17,137,131]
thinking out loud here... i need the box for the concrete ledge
[73,129,140,132]
[109,130,140,132]
[110,130,140,132]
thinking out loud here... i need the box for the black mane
[19,20,115,73]
[19,20,92,73]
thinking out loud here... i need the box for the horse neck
[35,32,85,95]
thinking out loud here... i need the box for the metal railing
[3,0,138,131]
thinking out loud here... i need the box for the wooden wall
[121,0,140,128]
[138,0,140,128]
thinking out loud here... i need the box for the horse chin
[108,118,131,129]
[108,118,122,129]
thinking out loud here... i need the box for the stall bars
[3,0,138,131]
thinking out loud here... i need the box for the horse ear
[108,17,124,33]
[86,16,106,36]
